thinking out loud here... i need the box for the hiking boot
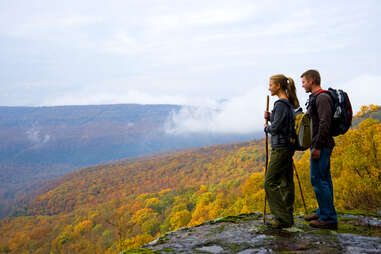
[309,219,338,230]
[304,213,320,221]
[266,220,293,229]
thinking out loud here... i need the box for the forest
[0,105,380,254]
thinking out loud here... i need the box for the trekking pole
[263,95,269,224]
[293,162,308,215]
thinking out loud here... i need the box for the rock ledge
[124,212,381,253]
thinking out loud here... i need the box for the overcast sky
[0,0,380,133]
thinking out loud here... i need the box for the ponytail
[286,77,300,108]
[270,74,300,108]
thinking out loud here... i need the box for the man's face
[302,76,313,93]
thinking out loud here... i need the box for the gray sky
[1,0,380,133]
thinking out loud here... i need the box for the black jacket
[307,91,335,149]
[264,99,294,148]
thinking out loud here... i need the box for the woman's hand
[264,111,270,120]
[264,123,269,133]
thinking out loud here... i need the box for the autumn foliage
[0,106,380,254]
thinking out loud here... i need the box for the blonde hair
[270,74,300,108]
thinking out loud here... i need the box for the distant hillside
[0,104,179,165]
[352,104,381,127]
[0,140,267,253]
[0,115,380,253]
[19,141,265,216]
[0,104,258,218]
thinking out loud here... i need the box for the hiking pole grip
[265,95,269,124]
[263,95,269,224]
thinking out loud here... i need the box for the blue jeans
[310,147,337,223]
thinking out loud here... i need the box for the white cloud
[146,4,256,32]
[0,0,380,108]
[57,16,102,27]
[26,129,41,143]
[40,89,216,107]
[3,14,101,38]
[104,32,144,55]
[340,74,381,113]
[165,86,267,134]
[26,128,51,146]
[164,73,381,135]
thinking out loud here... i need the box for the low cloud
[26,128,51,146]
[165,86,267,134]
[165,73,381,135]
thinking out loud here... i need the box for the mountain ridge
[0,103,258,218]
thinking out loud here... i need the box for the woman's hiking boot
[266,220,293,229]
[309,219,338,230]
[304,213,320,221]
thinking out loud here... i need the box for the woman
[264,74,300,228]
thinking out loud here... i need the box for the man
[301,69,338,230]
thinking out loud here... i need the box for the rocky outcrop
[124,212,381,253]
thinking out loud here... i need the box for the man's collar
[311,88,323,96]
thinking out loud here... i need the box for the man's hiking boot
[304,213,320,221]
[266,220,293,229]
[309,219,338,230]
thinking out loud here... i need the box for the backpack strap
[315,89,329,95]
[276,98,294,109]
[275,99,296,147]
[308,89,330,114]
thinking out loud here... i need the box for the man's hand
[311,148,321,159]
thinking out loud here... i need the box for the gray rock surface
[142,213,381,254]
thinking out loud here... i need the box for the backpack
[291,108,312,151]
[279,100,312,151]
[310,88,353,136]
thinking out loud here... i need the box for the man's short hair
[301,70,321,85]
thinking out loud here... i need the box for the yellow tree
[332,118,381,210]
[169,210,192,230]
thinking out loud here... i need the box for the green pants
[265,147,295,225]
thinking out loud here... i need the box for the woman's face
[269,79,280,96]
